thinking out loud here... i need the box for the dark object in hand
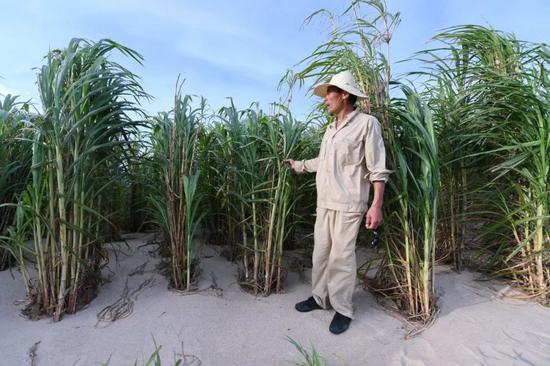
[371,230,381,250]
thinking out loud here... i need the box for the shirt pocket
[339,138,363,165]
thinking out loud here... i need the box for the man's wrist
[370,202,383,210]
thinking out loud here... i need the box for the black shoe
[329,312,352,334]
[295,296,322,312]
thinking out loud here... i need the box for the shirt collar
[330,109,360,130]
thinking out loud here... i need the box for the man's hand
[365,205,382,229]
[366,181,385,229]
[284,159,297,171]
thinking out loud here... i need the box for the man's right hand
[284,159,297,171]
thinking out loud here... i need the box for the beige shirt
[295,109,390,213]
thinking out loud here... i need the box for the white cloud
[0,83,17,97]
[175,34,290,80]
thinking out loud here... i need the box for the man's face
[324,86,348,115]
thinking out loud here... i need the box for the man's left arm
[364,116,391,229]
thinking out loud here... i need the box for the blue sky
[1,0,549,119]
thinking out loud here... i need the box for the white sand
[2,233,550,366]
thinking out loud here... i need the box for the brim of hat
[313,82,368,99]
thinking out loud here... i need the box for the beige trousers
[312,208,363,319]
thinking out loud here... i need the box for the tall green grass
[0,95,32,270]
[8,39,146,320]
[147,88,204,290]
[381,88,440,320]
[416,25,550,299]
[201,103,312,294]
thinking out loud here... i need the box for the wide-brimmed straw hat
[313,70,367,99]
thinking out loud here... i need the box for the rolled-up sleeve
[295,157,319,173]
[364,117,391,182]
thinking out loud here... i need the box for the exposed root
[128,262,148,277]
[174,342,202,366]
[28,341,40,366]
[95,276,155,328]
[169,272,223,298]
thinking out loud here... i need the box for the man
[286,70,390,334]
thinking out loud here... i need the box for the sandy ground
[2,233,550,366]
